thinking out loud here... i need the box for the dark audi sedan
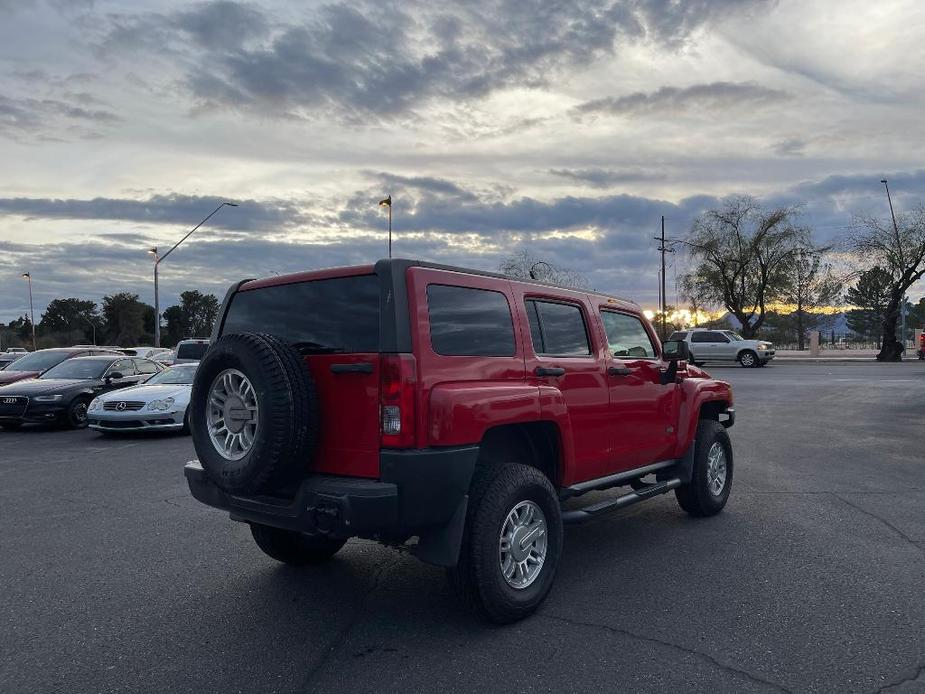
[0,356,162,430]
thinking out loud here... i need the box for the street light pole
[148,202,237,348]
[21,272,36,351]
[654,216,673,340]
[880,179,906,349]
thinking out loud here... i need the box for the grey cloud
[100,0,768,119]
[0,93,120,140]
[548,168,667,187]
[0,193,309,231]
[574,81,790,118]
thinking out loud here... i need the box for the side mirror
[662,340,689,362]
[106,371,124,382]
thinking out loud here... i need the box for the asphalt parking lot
[1,361,923,694]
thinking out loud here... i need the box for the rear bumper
[184,445,479,567]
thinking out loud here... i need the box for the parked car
[0,349,28,369]
[0,355,162,430]
[917,333,924,360]
[121,347,170,359]
[88,362,198,434]
[174,338,210,364]
[183,259,735,623]
[668,328,775,367]
[0,347,122,386]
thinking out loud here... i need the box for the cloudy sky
[2,0,924,323]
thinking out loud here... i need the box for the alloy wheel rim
[741,352,755,366]
[73,403,88,423]
[206,368,259,461]
[706,442,727,495]
[499,500,548,590]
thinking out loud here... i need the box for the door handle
[330,362,374,374]
[608,366,632,376]
[534,366,565,377]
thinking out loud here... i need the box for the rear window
[427,284,515,357]
[222,275,380,354]
[176,342,209,360]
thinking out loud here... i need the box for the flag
[378,195,391,207]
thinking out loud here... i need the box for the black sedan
[0,356,162,430]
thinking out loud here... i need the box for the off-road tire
[448,463,563,624]
[65,397,91,429]
[250,524,346,566]
[676,419,733,517]
[738,350,758,368]
[190,332,318,495]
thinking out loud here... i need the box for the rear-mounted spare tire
[190,332,318,495]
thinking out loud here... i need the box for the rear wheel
[65,397,91,429]
[250,524,346,566]
[676,419,733,517]
[448,463,562,623]
[738,350,758,368]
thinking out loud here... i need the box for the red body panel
[303,353,381,478]
[0,370,39,385]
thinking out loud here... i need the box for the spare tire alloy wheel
[207,369,259,461]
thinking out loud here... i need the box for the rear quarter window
[176,342,208,360]
[222,275,380,353]
[427,284,515,357]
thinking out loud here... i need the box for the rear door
[598,309,677,470]
[690,331,726,361]
[221,273,382,478]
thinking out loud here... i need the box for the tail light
[380,354,416,448]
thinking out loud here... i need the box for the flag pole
[388,200,392,259]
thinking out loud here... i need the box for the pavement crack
[833,494,924,555]
[541,613,793,694]
[873,662,925,693]
[301,553,402,692]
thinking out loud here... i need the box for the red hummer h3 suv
[185,259,735,622]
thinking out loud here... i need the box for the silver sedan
[88,363,198,433]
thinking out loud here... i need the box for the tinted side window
[600,311,657,358]
[692,331,726,343]
[110,359,136,375]
[223,275,380,354]
[136,359,159,374]
[526,300,591,356]
[427,285,515,357]
[668,331,688,341]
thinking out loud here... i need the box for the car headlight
[758,342,771,350]
[147,397,175,411]
[88,399,102,411]
[32,394,63,402]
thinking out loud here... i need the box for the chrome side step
[561,478,682,524]
[559,459,678,499]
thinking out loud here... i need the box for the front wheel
[675,419,733,517]
[448,463,563,624]
[250,524,346,566]
[738,350,759,368]
[64,397,91,429]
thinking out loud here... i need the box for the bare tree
[848,206,925,361]
[680,196,809,338]
[498,250,591,290]
[778,248,842,350]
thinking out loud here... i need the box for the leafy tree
[162,291,220,346]
[498,250,591,290]
[845,267,892,342]
[680,196,809,338]
[778,248,841,350]
[8,315,33,344]
[39,298,100,344]
[848,207,925,360]
[101,293,153,346]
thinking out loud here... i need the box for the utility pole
[880,179,906,350]
[654,216,673,340]
[22,272,36,350]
